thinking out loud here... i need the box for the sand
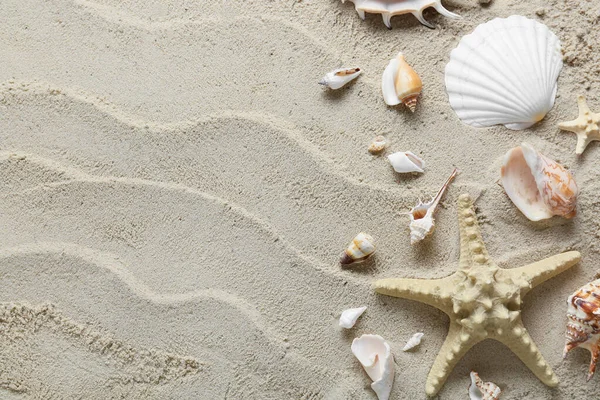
[1,0,599,398]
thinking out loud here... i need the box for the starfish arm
[495,324,558,387]
[456,194,490,272]
[576,133,593,155]
[558,119,583,133]
[577,95,591,115]
[425,322,481,396]
[373,275,454,315]
[505,251,581,295]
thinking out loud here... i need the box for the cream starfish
[558,95,600,155]
[374,194,581,396]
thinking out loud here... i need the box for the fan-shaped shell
[445,16,563,130]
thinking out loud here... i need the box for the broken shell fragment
[564,278,600,381]
[501,143,578,221]
[402,332,424,351]
[387,151,424,174]
[319,67,362,89]
[382,52,422,112]
[351,334,395,400]
[469,371,501,400]
[408,168,457,244]
[368,136,388,154]
[339,306,367,329]
[340,232,375,265]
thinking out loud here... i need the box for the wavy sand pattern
[1,0,600,398]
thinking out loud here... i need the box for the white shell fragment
[501,143,578,221]
[408,168,457,244]
[340,0,460,29]
[382,52,422,112]
[319,67,362,89]
[351,334,395,400]
[445,16,563,130]
[339,306,367,329]
[368,135,388,154]
[402,332,424,351]
[469,371,501,400]
[387,151,424,174]
[340,232,376,265]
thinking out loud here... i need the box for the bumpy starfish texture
[558,95,600,155]
[374,194,581,396]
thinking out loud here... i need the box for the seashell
[351,334,395,400]
[340,0,460,29]
[402,332,424,351]
[469,371,501,400]
[445,16,563,130]
[408,168,457,244]
[564,278,600,381]
[319,67,362,89]
[501,143,578,221]
[387,151,424,174]
[339,306,367,329]
[382,52,422,112]
[340,232,375,265]
[368,135,387,154]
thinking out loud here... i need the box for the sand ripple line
[0,302,200,392]
[0,80,403,196]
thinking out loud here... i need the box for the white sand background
[1,0,599,398]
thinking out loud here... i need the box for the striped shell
[445,16,562,130]
[340,232,375,265]
[469,371,501,400]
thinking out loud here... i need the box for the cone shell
[319,67,362,89]
[382,52,422,112]
[351,334,395,400]
[445,16,562,130]
[501,143,578,221]
[387,151,424,174]
[564,278,600,381]
[468,371,501,400]
[340,232,375,265]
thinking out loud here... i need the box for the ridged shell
[351,334,395,400]
[469,372,501,400]
[319,67,362,89]
[339,306,367,329]
[445,16,563,130]
[564,278,600,381]
[387,151,424,173]
[501,143,578,221]
[382,52,422,112]
[340,0,460,29]
[340,232,375,265]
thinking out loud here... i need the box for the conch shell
[382,52,422,112]
[368,135,387,154]
[351,334,395,400]
[319,67,361,89]
[469,371,501,400]
[564,278,600,381]
[339,306,367,329]
[387,151,424,174]
[407,168,457,244]
[340,232,375,265]
[501,143,578,221]
[402,332,424,351]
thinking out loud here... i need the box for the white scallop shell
[351,334,395,400]
[387,151,424,173]
[445,15,563,130]
[402,332,424,351]
[339,306,367,329]
[340,0,460,29]
[319,67,362,89]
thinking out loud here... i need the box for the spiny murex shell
[408,168,457,244]
[564,278,600,381]
[469,371,501,400]
[445,15,562,130]
[387,151,424,173]
[340,0,460,29]
[319,67,361,89]
[501,143,578,221]
[340,232,375,265]
[351,334,395,400]
[382,52,422,112]
[339,306,367,329]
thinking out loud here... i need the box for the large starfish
[374,194,581,396]
[558,95,600,155]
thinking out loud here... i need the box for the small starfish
[374,194,581,396]
[558,95,600,155]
